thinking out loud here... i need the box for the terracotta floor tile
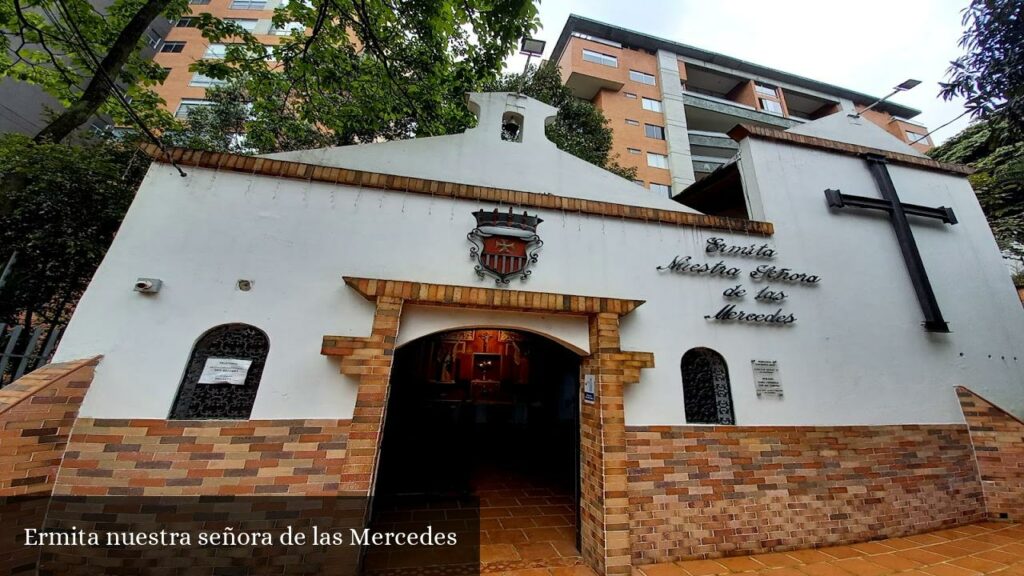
[948,557,1006,573]
[973,550,1018,565]
[551,540,581,558]
[550,566,598,576]
[907,536,950,546]
[676,560,729,576]
[851,543,898,556]
[869,554,924,571]
[500,517,538,530]
[896,549,950,566]
[481,544,521,563]
[959,539,1001,552]
[835,558,893,576]
[883,539,922,551]
[757,554,804,568]
[921,564,982,576]
[717,556,765,573]
[919,545,969,560]
[797,562,855,576]
[1003,544,1024,556]
[639,563,691,576]
[789,551,837,565]
[503,569,551,576]
[822,547,869,560]
[517,543,561,561]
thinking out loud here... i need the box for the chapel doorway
[371,328,582,566]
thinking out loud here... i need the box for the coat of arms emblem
[468,208,543,284]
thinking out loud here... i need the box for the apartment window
[760,98,783,115]
[624,92,637,99]
[175,99,212,118]
[571,32,621,49]
[642,97,662,112]
[647,152,668,169]
[190,0,211,4]
[650,183,671,196]
[227,18,258,31]
[755,83,777,97]
[160,41,186,53]
[629,70,656,85]
[274,21,304,35]
[644,124,665,140]
[190,72,227,87]
[625,119,639,126]
[230,0,267,8]
[176,17,199,27]
[203,43,227,58]
[145,30,162,49]
[906,131,929,144]
[582,48,617,68]
[264,44,276,60]
[633,179,644,186]
[626,147,640,155]
[160,67,172,79]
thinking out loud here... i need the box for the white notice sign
[583,374,596,404]
[751,360,783,399]
[198,357,252,385]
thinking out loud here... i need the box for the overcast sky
[504,0,973,145]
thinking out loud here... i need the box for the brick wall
[0,358,97,495]
[54,418,351,496]
[957,387,1024,521]
[0,357,98,576]
[625,424,985,564]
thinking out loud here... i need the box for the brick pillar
[580,313,634,576]
[337,296,404,495]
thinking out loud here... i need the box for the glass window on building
[633,179,644,186]
[227,18,259,31]
[755,83,777,97]
[625,119,639,126]
[644,124,665,140]
[629,70,656,85]
[176,17,199,27]
[160,41,186,53]
[647,152,669,169]
[642,97,662,112]
[190,72,227,87]
[624,92,637,99]
[582,49,617,68]
[274,21,305,35]
[627,148,640,155]
[175,99,212,118]
[203,43,227,58]
[145,30,162,49]
[650,183,671,196]
[760,98,783,115]
[230,0,267,8]
[189,0,211,4]
[905,131,929,144]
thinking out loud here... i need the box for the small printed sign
[583,374,596,404]
[198,357,253,385]
[751,360,783,399]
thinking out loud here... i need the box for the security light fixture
[849,78,922,118]
[519,38,546,58]
[519,37,546,74]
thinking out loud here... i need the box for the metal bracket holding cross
[824,154,958,333]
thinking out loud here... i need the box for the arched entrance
[372,327,582,564]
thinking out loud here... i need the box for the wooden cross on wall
[824,154,958,333]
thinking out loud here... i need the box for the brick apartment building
[550,15,934,196]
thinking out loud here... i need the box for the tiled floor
[636,523,1024,576]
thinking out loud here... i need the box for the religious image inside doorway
[371,328,582,567]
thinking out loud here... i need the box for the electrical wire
[910,108,972,146]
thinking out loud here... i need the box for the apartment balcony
[692,155,728,177]
[682,91,801,132]
[687,130,738,154]
[564,69,625,100]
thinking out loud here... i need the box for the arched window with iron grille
[169,323,269,419]
[681,347,734,425]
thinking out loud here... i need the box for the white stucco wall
[55,96,1024,425]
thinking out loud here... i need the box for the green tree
[192,0,538,145]
[0,134,148,330]
[928,119,1024,262]
[485,63,636,179]
[939,0,1024,135]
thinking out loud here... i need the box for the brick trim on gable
[728,123,973,176]
[139,144,774,236]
